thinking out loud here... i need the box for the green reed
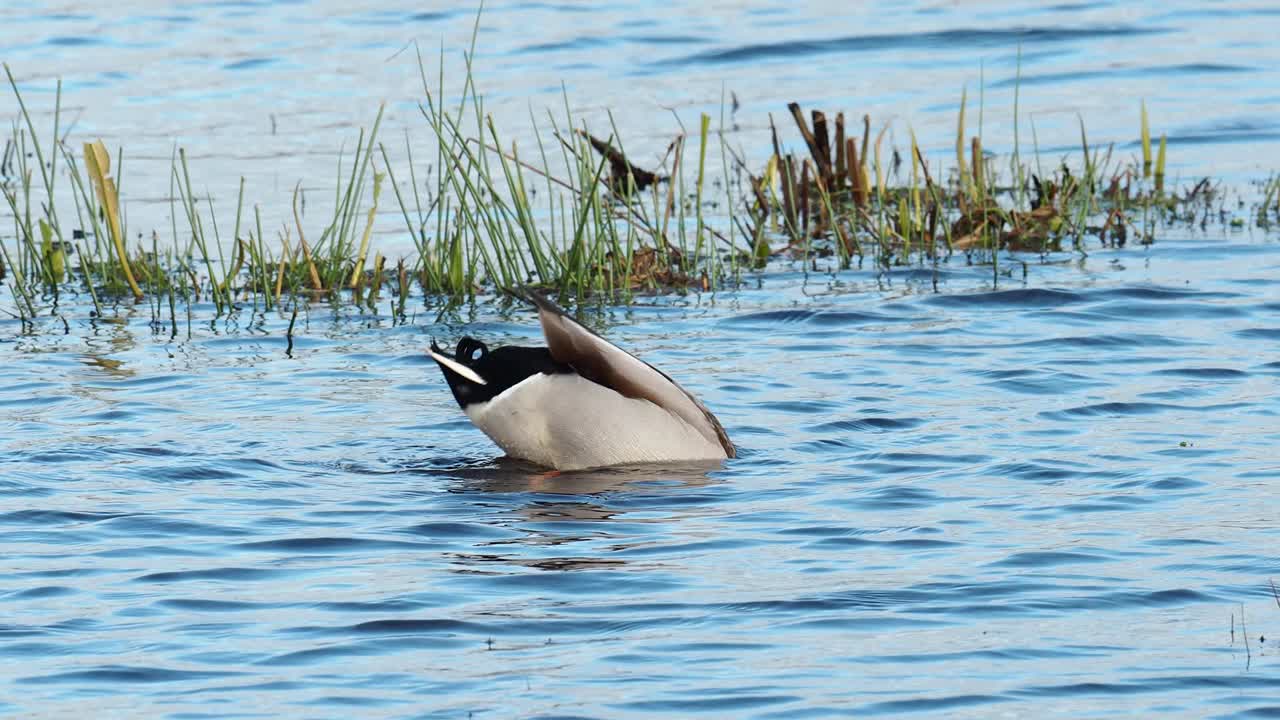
[0,48,1257,329]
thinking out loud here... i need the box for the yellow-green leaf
[39,219,65,282]
[83,139,142,300]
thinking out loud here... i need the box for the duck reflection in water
[447,456,724,495]
[436,457,724,574]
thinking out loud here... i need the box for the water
[4,1,1280,718]
[4,237,1279,717]
[4,0,1280,241]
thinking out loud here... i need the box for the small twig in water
[285,304,299,357]
[1242,604,1252,669]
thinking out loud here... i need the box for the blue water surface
[3,235,1279,718]
[2,0,1279,238]
[3,1,1280,718]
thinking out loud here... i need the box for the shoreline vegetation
[2,41,1276,333]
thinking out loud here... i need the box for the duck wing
[525,290,735,458]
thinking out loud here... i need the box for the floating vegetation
[0,46,1271,331]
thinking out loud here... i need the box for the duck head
[428,337,569,410]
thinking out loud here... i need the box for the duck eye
[456,338,487,363]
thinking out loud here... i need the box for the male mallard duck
[429,292,734,470]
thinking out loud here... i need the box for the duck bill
[428,342,487,386]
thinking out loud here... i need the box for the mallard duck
[428,292,734,470]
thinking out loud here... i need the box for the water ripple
[658,25,1164,66]
[3,3,1280,716]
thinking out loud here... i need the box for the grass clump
[0,51,1257,331]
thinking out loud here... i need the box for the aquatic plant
[0,50,1256,330]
